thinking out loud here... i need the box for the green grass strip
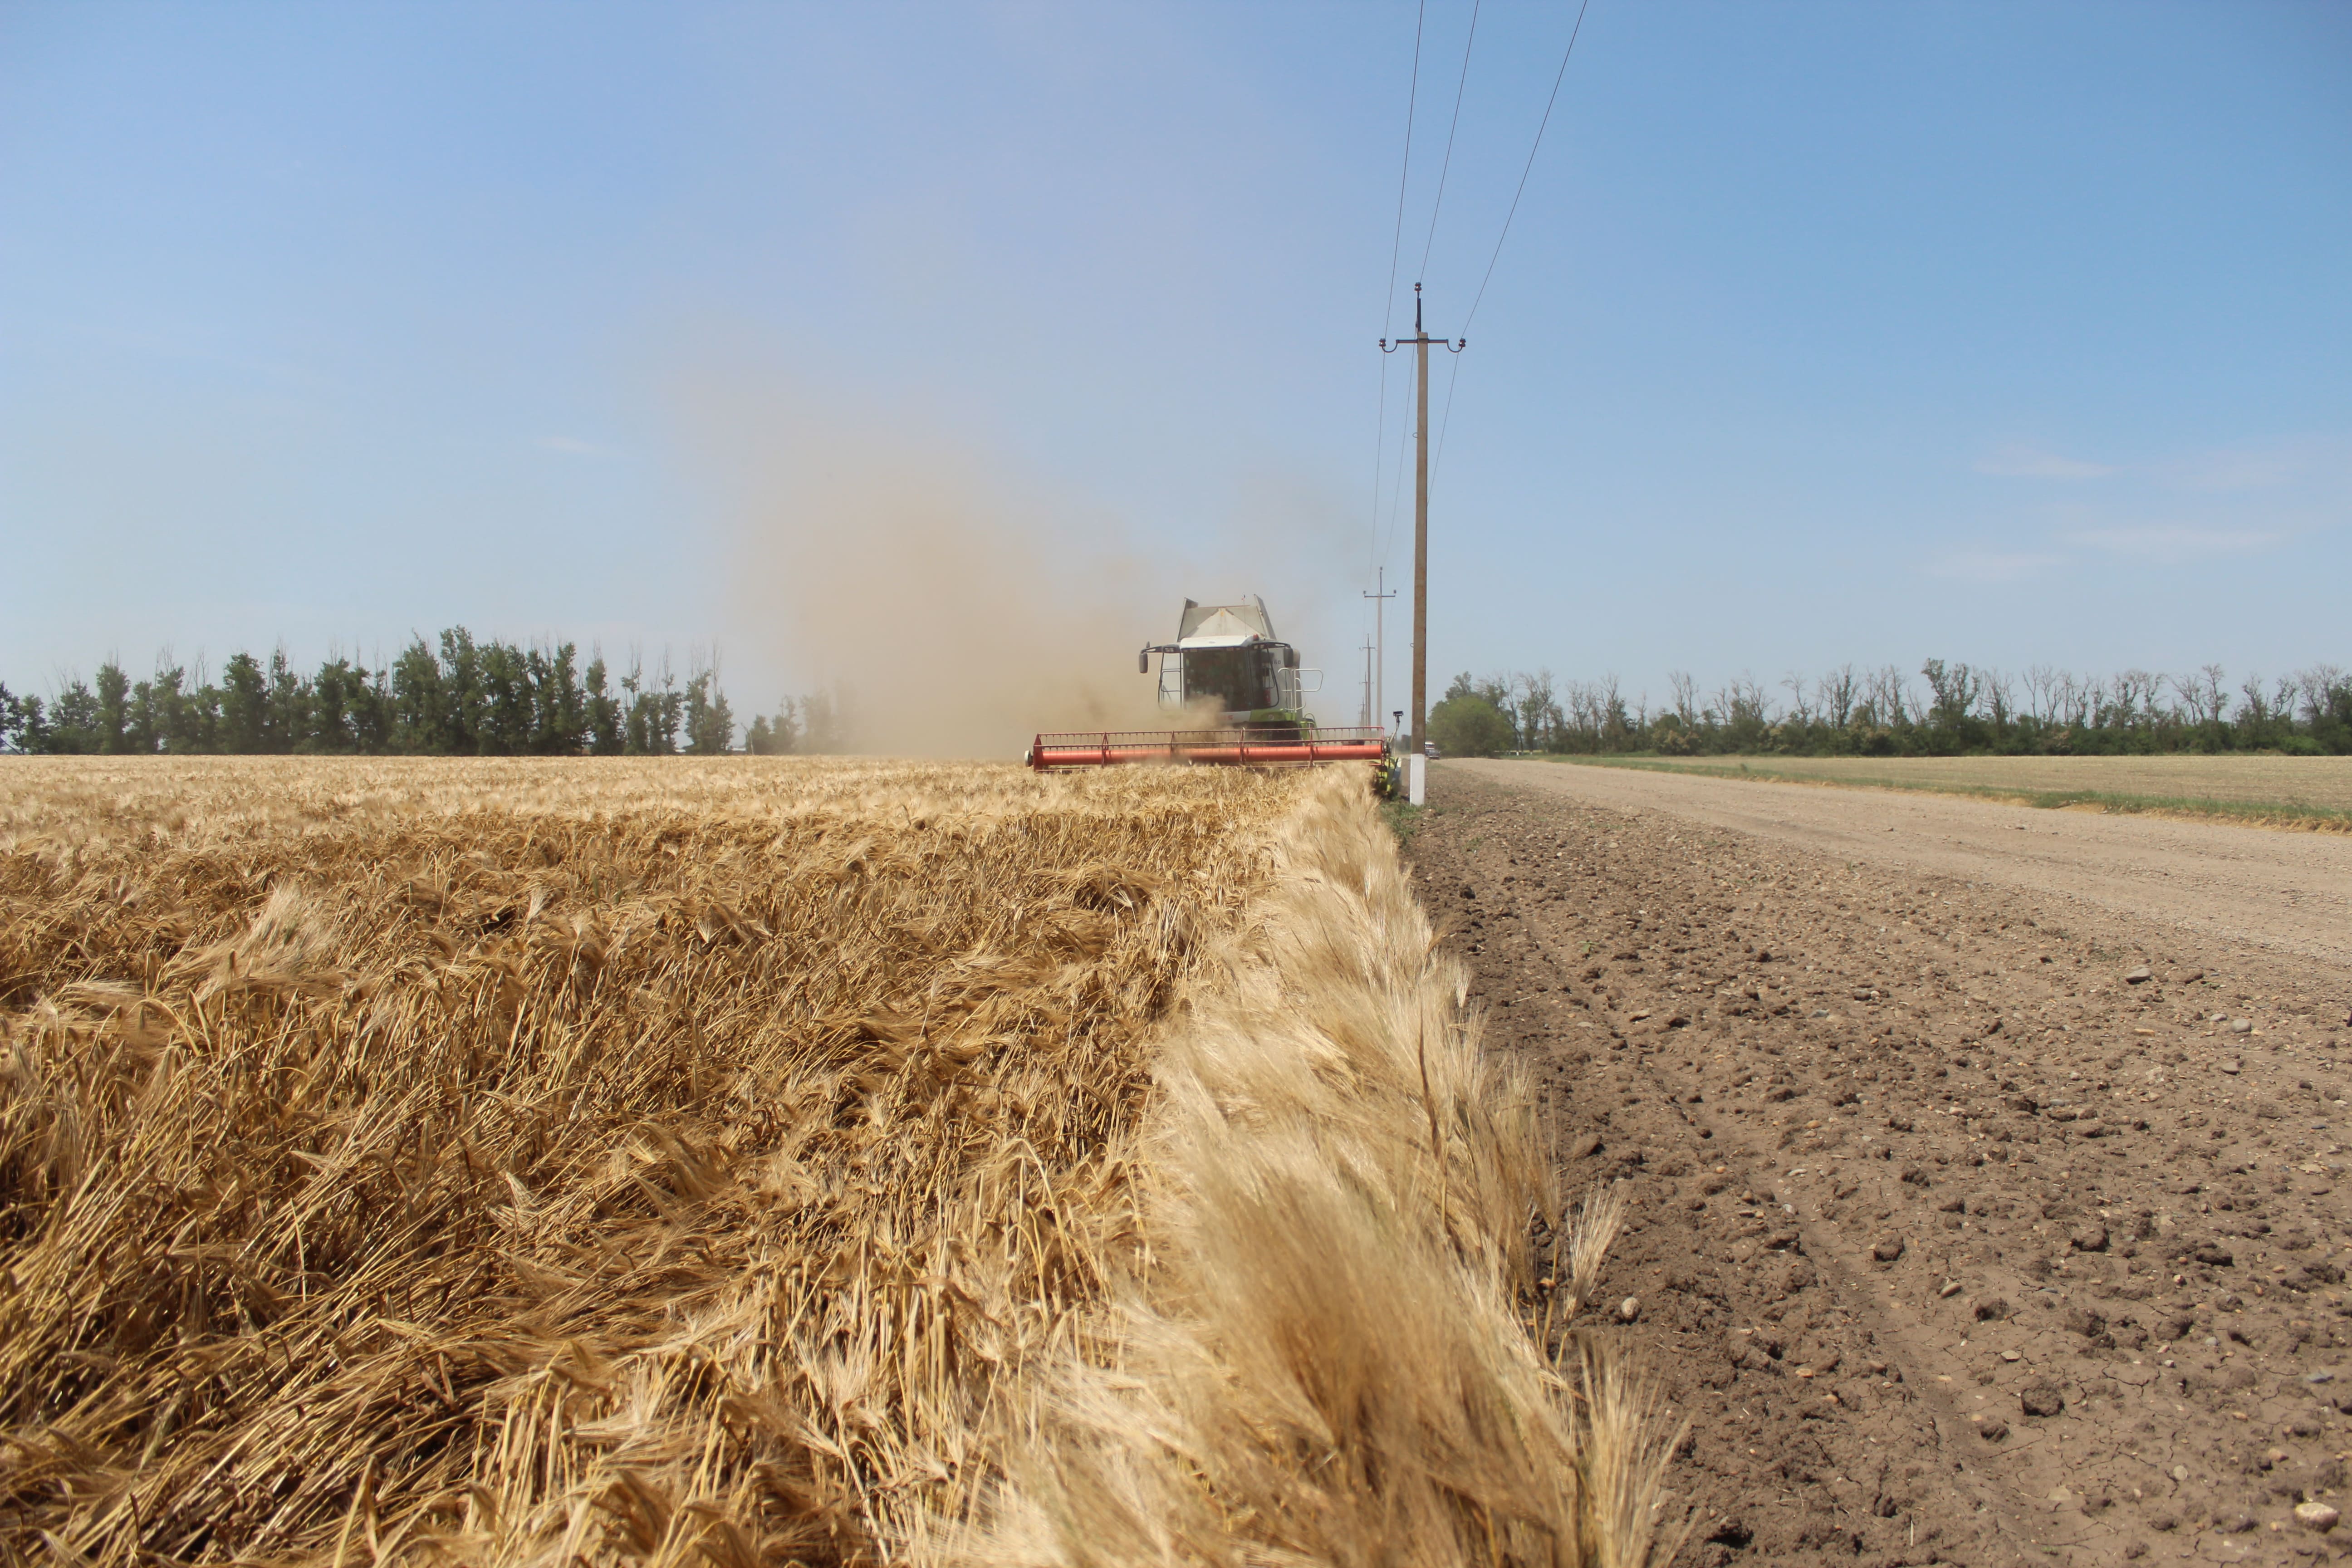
[1380,798,1430,847]
[1513,754,2352,833]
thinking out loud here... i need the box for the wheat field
[1,757,1674,1567]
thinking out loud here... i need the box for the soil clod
[2020,1378,2066,1417]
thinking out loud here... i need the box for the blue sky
[3,2,2347,732]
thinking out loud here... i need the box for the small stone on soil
[1618,1296,1641,1322]
[2296,1502,2342,1532]
[1872,1236,1906,1262]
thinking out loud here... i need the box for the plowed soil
[1411,762,2352,1568]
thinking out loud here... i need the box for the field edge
[1515,753,2352,833]
[951,766,1686,1568]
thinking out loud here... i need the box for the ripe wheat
[1,757,1678,1566]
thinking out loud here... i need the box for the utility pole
[1358,634,1377,728]
[1362,566,1396,734]
[1380,282,1465,758]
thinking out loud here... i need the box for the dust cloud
[699,389,1191,759]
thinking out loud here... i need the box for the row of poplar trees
[0,631,745,755]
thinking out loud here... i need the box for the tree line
[1428,660,2352,759]
[0,631,835,756]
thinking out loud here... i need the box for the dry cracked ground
[1409,760,2352,1568]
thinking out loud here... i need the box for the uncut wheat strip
[948,767,1686,1568]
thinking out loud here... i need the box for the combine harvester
[1028,597,1395,791]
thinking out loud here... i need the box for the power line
[1462,0,1589,332]
[1429,344,1464,483]
[1369,359,1394,576]
[1415,0,1482,284]
[1386,0,1477,571]
[1382,0,1426,338]
[1379,366,1416,568]
[1370,0,1426,575]
[1430,0,1593,490]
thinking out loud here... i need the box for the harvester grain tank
[1027,596,1393,787]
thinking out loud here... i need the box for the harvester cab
[1139,596,1316,727]
[1029,595,1396,791]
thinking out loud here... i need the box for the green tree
[1429,693,1514,758]
[0,684,38,752]
[622,656,682,754]
[477,642,533,753]
[583,654,626,755]
[528,642,588,754]
[162,663,214,752]
[391,637,450,751]
[43,679,101,752]
[350,663,392,751]
[1920,658,1989,752]
[439,628,486,751]
[126,668,166,753]
[95,661,131,752]
[220,653,268,752]
[309,657,358,751]
[262,649,309,752]
[746,699,801,755]
[683,666,735,754]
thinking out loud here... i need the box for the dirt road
[1473,760,2352,969]
[1410,761,2352,1568]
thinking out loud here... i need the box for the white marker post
[1407,752,1426,806]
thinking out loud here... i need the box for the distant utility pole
[1358,634,1377,728]
[1381,282,1465,755]
[1363,566,1396,735]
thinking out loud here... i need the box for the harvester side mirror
[1138,648,1150,675]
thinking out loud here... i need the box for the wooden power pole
[1362,566,1395,734]
[1381,282,1464,756]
